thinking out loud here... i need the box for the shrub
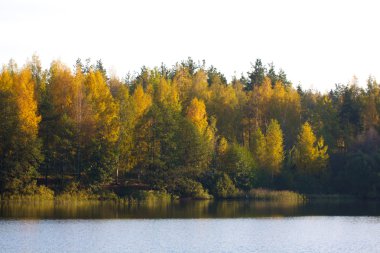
[215,174,240,198]
[1,181,54,201]
[128,190,173,202]
[56,182,97,201]
[173,178,212,199]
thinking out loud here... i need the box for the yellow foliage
[294,122,329,174]
[186,97,208,133]
[265,119,284,176]
[0,67,40,139]
[85,70,119,144]
[133,84,152,117]
[155,77,181,111]
[14,68,41,137]
[252,128,266,168]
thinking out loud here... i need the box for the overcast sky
[1,0,379,91]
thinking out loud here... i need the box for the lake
[1,200,380,253]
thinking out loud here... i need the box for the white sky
[1,0,379,91]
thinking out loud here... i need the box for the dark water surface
[1,200,380,253]
[1,199,380,219]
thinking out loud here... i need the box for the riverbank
[4,188,360,203]
[0,188,306,202]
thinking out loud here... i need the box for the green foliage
[56,182,97,201]
[1,57,380,199]
[215,173,240,198]
[1,181,54,200]
[134,102,212,190]
[171,178,212,199]
[337,151,380,198]
[223,143,256,190]
[128,190,173,202]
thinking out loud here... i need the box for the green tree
[135,103,211,190]
[224,143,256,190]
[247,59,266,90]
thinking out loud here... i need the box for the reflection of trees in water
[1,200,379,219]
[0,200,300,219]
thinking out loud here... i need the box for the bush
[1,181,54,201]
[56,182,97,201]
[215,174,240,198]
[128,190,173,202]
[173,178,212,199]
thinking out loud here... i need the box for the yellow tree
[0,65,42,193]
[41,61,85,181]
[186,98,209,134]
[84,70,119,183]
[269,81,301,146]
[155,77,181,112]
[191,69,210,101]
[245,76,273,148]
[186,97,215,153]
[294,122,329,174]
[265,119,284,182]
[133,84,152,117]
[128,84,153,175]
[252,127,266,168]
[172,66,193,107]
[207,82,238,141]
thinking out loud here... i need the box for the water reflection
[1,200,379,219]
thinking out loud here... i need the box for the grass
[247,188,306,202]
[1,185,55,201]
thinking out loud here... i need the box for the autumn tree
[82,70,119,184]
[252,127,266,168]
[0,65,42,193]
[265,119,284,183]
[186,97,215,145]
[294,122,329,174]
[39,61,78,183]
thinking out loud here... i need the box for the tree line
[0,56,379,198]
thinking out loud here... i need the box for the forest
[0,56,379,199]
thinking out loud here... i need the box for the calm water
[1,200,380,253]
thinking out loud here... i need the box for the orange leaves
[0,66,40,139]
[15,69,41,137]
